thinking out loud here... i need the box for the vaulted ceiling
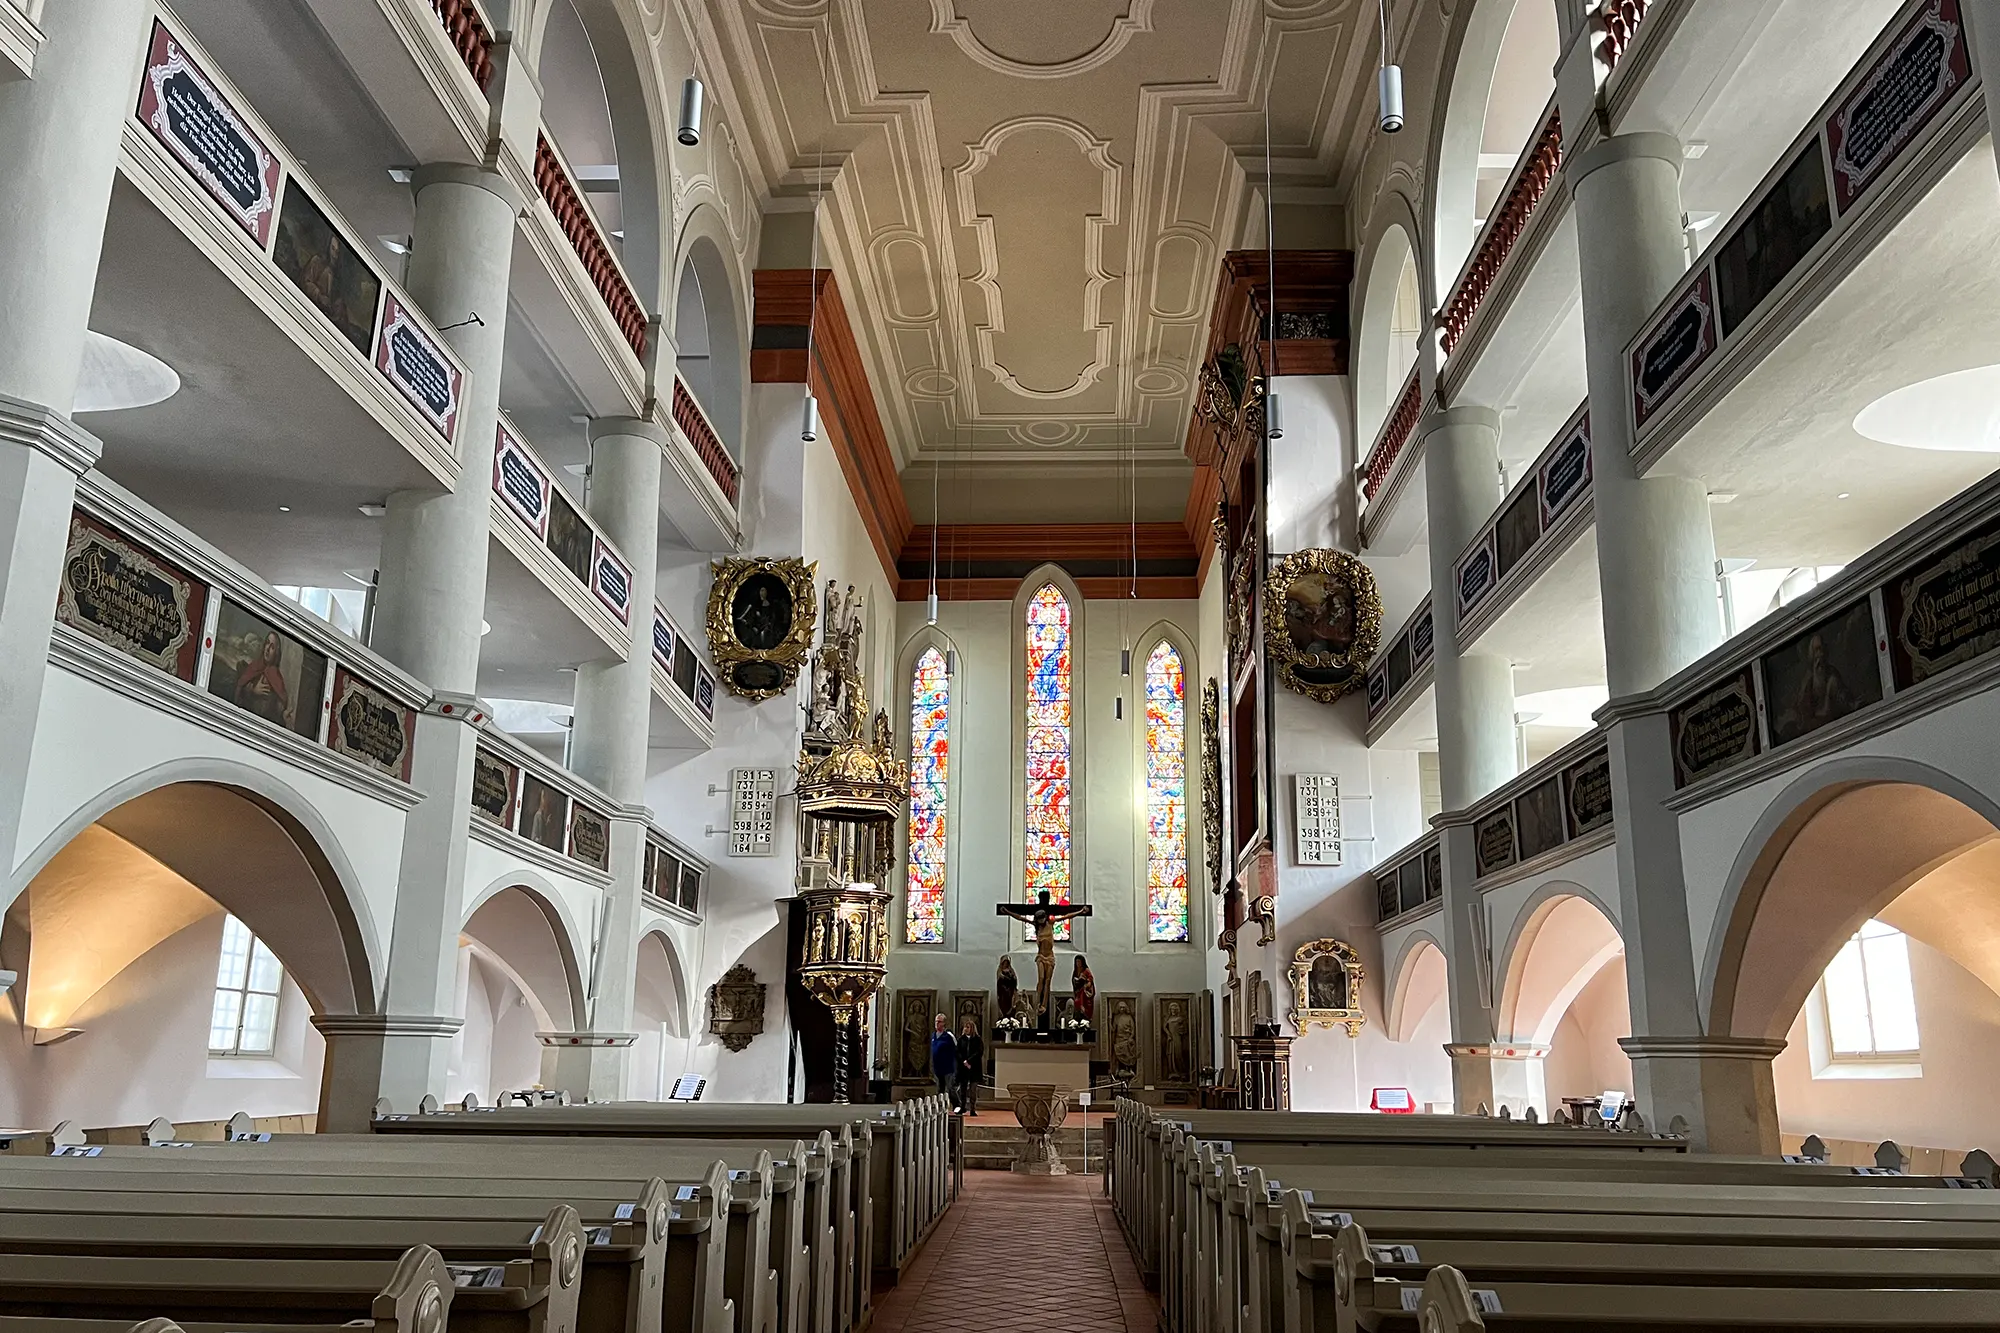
[697,0,1374,523]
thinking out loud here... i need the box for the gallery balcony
[1,0,41,77]
[464,722,622,915]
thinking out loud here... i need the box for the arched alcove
[630,930,691,1100]
[673,223,747,456]
[1706,761,2000,1156]
[1430,0,1560,305]
[534,0,666,312]
[0,775,374,1131]
[1494,887,1629,1114]
[1354,222,1423,444]
[454,882,588,1104]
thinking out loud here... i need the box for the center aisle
[872,1172,1157,1333]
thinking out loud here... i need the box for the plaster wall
[1773,935,2000,1154]
[0,911,321,1130]
[1541,954,1633,1107]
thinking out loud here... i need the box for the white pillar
[1422,407,1518,809]
[1422,407,1518,1102]
[1572,133,1721,696]
[0,0,151,880]
[318,165,520,1125]
[560,418,666,1100]
[1571,130,1743,1147]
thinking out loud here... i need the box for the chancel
[5,0,2000,1328]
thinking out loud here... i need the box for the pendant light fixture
[802,59,826,444]
[1377,0,1404,133]
[678,77,705,146]
[926,457,940,626]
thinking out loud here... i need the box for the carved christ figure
[996,890,1092,1026]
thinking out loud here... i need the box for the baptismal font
[793,583,906,1103]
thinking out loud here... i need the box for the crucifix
[996,890,1092,1027]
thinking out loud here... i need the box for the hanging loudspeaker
[679,78,706,147]
[801,393,819,442]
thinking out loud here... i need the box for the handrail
[490,412,635,627]
[673,376,741,504]
[1361,369,1423,502]
[1439,105,1563,355]
[1594,0,1653,76]
[533,129,648,361]
[426,0,493,90]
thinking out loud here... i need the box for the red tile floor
[870,1172,1157,1333]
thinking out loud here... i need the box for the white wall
[0,911,322,1130]
[1775,935,2000,1155]
[1542,955,1633,1108]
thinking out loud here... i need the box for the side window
[209,915,283,1056]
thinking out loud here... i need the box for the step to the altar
[959,1122,1105,1172]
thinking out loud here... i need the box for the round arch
[672,209,749,456]
[1385,930,1448,1042]
[1426,0,1560,306]
[636,927,692,1038]
[1493,884,1624,1045]
[1703,757,2000,1043]
[1353,209,1423,444]
[1010,564,1088,943]
[528,0,668,314]
[461,875,590,1033]
[7,760,381,1017]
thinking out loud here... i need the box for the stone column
[0,0,151,881]
[1422,407,1518,1108]
[322,165,519,1124]
[1969,2,2000,185]
[1615,1036,1786,1152]
[1443,1041,1550,1119]
[554,418,665,1100]
[1571,131,1741,1147]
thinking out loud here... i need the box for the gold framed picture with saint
[1288,937,1366,1037]
[705,556,818,701]
[1264,549,1381,704]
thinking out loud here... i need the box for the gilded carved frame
[1263,549,1381,704]
[1288,937,1366,1037]
[706,557,818,701]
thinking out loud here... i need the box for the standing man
[929,1014,958,1106]
[955,1016,985,1116]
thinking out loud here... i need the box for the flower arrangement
[995,1016,1032,1030]
[1060,1017,1093,1031]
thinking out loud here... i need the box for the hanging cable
[1264,93,1282,442]
[1378,0,1405,133]
[803,28,827,442]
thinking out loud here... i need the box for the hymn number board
[1292,773,1342,866]
[729,767,778,857]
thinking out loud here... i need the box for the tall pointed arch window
[905,647,950,944]
[1145,641,1190,942]
[1024,583,1076,940]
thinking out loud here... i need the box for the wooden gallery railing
[1439,109,1563,354]
[1361,370,1424,502]
[533,132,650,362]
[1596,0,1653,74]
[428,0,493,89]
[673,376,741,504]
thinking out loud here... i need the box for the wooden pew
[0,1158,728,1333]
[1274,1184,2000,1333]
[0,1245,459,1333]
[68,1135,814,1333]
[1410,1258,2000,1332]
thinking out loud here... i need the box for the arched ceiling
[698,0,1374,521]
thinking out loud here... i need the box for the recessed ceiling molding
[927,0,1156,79]
[952,116,1122,401]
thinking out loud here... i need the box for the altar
[994,1041,1092,1097]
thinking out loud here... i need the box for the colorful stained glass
[1145,641,1190,942]
[905,647,950,944]
[1024,583,1075,940]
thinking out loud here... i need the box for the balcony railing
[490,413,635,629]
[1375,832,1443,924]
[1463,730,1614,884]
[1594,0,1653,76]
[470,725,620,877]
[1439,106,1563,355]
[427,0,493,90]
[673,377,740,504]
[1361,369,1423,502]
[1366,596,1435,725]
[534,131,648,362]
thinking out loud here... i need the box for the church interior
[7,0,2000,1326]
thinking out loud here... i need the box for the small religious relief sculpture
[996,890,1092,1027]
[1106,995,1140,1082]
[1264,549,1382,704]
[1154,993,1195,1088]
[1071,956,1096,1025]
[1287,938,1367,1037]
[995,956,1019,1023]
[706,557,818,701]
[707,964,767,1052]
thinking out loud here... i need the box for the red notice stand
[1370,1087,1416,1114]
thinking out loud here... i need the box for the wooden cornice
[752,269,911,581]
[1184,465,1223,586]
[1183,249,1355,486]
[894,522,1200,601]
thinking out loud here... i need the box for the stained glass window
[1145,641,1190,942]
[905,648,950,944]
[1024,583,1075,940]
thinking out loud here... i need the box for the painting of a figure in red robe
[207,599,327,740]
